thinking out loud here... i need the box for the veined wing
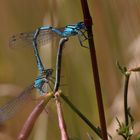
[9,27,63,48]
[0,84,35,122]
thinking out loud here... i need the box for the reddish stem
[17,93,53,140]
[80,0,108,139]
[55,91,69,140]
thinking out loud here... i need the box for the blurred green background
[0,0,140,140]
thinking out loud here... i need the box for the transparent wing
[9,28,63,48]
[9,31,35,48]
[0,84,35,122]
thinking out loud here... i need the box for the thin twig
[60,92,102,138]
[124,72,131,126]
[54,38,69,140]
[80,0,108,139]
[17,92,53,140]
[53,37,68,93]
[128,64,140,72]
[116,63,134,139]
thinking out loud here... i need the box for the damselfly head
[76,22,86,29]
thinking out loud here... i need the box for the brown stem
[55,91,69,140]
[17,92,53,140]
[80,0,108,139]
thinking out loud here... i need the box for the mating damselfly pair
[0,22,88,122]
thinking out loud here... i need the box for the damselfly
[9,22,88,49]
[0,23,82,122]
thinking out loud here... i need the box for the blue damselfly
[9,22,88,49]
[0,22,87,122]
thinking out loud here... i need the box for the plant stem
[17,92,53,140]
[54,38,69,140]
[55,91,69,140]
[80,0,108,139]
[124,72,130,126]
[53,37,68,93]
[60,92,102,138]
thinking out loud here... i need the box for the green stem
[124,72,130,126]
[60,93,102,138]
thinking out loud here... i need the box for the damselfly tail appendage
[0,84,34,122]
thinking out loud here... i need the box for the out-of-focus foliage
[0,0,140,140]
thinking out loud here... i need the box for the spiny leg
[48,78,55,84]
[77,30,89,48]
[47,82,54,92]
